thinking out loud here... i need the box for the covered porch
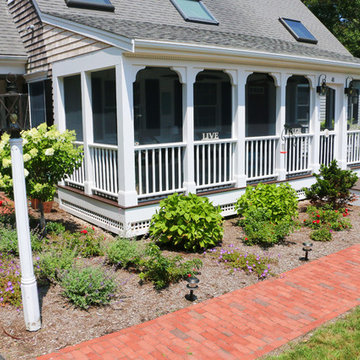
[53,48,360,235]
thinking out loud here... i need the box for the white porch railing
[245,136,278,181]
[319,132,335,166]
[285,134,312,175]
[194,139,236,190]
[347,130,360,165]
[134,143,185,199]
[89,143,119,197]
[65,141,85,188]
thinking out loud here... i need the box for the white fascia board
[40,13,134,52]
[133,39,360,73]
[0,56,26,74]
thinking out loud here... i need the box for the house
[4,0,360,236]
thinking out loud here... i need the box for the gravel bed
[0,201,359,360]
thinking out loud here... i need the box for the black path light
[185,275,199,301]
[300,242,313,261]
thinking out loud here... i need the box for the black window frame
[279,17,318,44]
[65,0,114,12]
[170,0,218,25]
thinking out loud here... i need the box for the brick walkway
[38,244,360,360]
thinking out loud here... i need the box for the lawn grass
[265,307,360,360]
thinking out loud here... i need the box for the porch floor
[37,244,360,360]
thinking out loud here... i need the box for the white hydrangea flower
[23,153,31,162]
[45,148,54,156]
[22,138,28,145]
[2,158,11,168]
[30,148,38,157]
[24,169,29,177]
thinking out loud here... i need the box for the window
[91,69,117,145]
[64,75,83,141]
[170,0,218,25]
[65,0,114,12]
[29,82,46,128]
[348,81,360,130]
[280,18,318,44]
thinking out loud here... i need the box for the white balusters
[319,132,335,166]
[286,134,312,175]
[245,136,278,181]
[347,130,360,165]
[194,139,236,189]
[134,143,185,198]
[65,142,85,187]
[89,144,119,197]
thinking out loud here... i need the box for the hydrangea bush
[0,123,83,202]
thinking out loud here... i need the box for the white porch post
[183,67,200,194]
[116,60,138,207]
[274,73,290,181]
[81,72,95,195]
[309,76,320,173]
[336,83,348,169]
[234,70,248,188]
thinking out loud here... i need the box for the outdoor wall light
[300,242,313,261]
[345,77,359,102]
[316,74,328,96]
[185,275,199,301]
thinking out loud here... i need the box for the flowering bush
[0,123,83,202]
[0,254,21,308]
[303,205,351,231]
[207,245,276,279]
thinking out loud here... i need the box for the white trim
[134,39,360,73]
[40,13,134,52]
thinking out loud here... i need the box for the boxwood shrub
[149,193,223,252]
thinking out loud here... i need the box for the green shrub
[35,249,76,283]
[208,246,276,279]
[0,227,43,255]
[0,254,21,308]
[149,193,223,252]
[304,160,358,208]
[46,221,66,235]
[60,228,104,258]
[139,243,202,290]
[106,238,143,269]
[239,208,294,246]
[61,267,117,309]
[303,205,351,231]
[236,183,298,223]
[310,227,332,242]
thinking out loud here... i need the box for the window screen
[29,82,46,128]
[65,0,114,12]
[280,18,318,44]
[170,0,218,25]
[64,75,83,141]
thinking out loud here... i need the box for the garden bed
[1,201,360,360]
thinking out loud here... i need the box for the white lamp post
[9,116,41,331]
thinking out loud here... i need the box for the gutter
[0,55,27,62]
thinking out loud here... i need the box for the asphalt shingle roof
[0,1,26,57]
[35,0,360,64]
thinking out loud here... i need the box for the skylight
[280,18,318,44]
[170,0,218,25]
[65,0,114,12]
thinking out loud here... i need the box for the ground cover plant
[304,160,358,209]
[0,254,21,308]
[207,245,277,279]
[265,306,360,360]
[149,193,223,251]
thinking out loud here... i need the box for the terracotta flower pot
[30,198,53,213]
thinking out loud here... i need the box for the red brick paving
[37,244,360,360]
